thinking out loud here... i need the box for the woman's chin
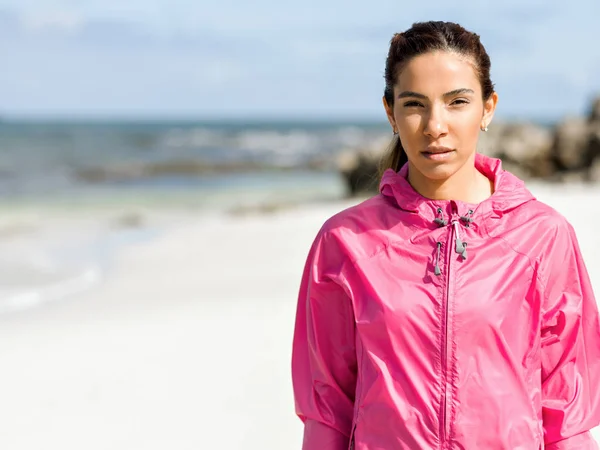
[412,161,460,181]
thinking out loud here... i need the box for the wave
[0,265,102,314]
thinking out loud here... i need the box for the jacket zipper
[440,222,455,449]
[349,423,357,450]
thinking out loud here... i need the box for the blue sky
[0,1,599,120]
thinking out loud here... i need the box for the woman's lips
[421,148,455,161]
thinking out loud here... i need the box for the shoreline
[1,177,599,316]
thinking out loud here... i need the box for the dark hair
[379,21,495,177]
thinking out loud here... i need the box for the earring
[393,129,398,135]
[481,125,488,132]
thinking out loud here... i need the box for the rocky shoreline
[67,96,600,200]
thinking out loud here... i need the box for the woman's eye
[451,99,469,105]
[403,101,423,107]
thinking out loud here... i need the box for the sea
[0,119,396,211]
[0,118,391,314]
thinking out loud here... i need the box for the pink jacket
[291,154,600,449]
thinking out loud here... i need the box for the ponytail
[379,134,408,178]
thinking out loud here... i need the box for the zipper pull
[453,221,468,259]
[434,242,442,276]
[460,242,468,259]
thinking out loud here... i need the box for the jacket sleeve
[291,228,357,450]
[539,219,600,450]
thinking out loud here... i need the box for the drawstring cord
[433,208,474,276]
[460,209,474,227]
[434,207,448,227]
[435,242,442,276]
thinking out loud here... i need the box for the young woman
[291,21,600,449]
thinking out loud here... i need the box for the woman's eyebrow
[397,88,475,99]
[444,88,475,97]
[398,91,427,99]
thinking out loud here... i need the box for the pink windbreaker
[291,154,600,449]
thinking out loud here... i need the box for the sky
[0,1,599,121]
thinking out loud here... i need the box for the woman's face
[384,50,497,181]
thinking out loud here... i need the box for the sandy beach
[0,183,599,449]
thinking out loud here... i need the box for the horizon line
[0,112,564,125]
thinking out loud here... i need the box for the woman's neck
[407,158,494,205]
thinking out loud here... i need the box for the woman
[291,21,600,449]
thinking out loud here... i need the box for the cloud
[20,10,85,33]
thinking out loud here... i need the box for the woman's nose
[423,107,449,138]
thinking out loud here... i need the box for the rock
[589,157,600,183]
[589,95,600,122]
[337,138,392,196]
[551,117,590,171]
[495,123,554,178]
[74,160,292,183]
[588,127,600,161]
[339,152,381,196]
[498,160,532,182]
[112,211,145,229]
[586,127,600,181]
[500,123,552,161]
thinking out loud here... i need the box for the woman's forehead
[395,51,480,95]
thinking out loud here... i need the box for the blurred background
[0,1,600,448]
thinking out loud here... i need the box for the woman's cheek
[400,114,422,134]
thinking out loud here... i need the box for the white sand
[0,184,599,449]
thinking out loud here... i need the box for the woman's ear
[383,96,396,132]
[482,92,498,129]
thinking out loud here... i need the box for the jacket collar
[379,153,535,228]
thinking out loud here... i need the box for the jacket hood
[379,153,535,228]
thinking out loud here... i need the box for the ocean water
[0,119,390,207]
[0,119,388,314]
